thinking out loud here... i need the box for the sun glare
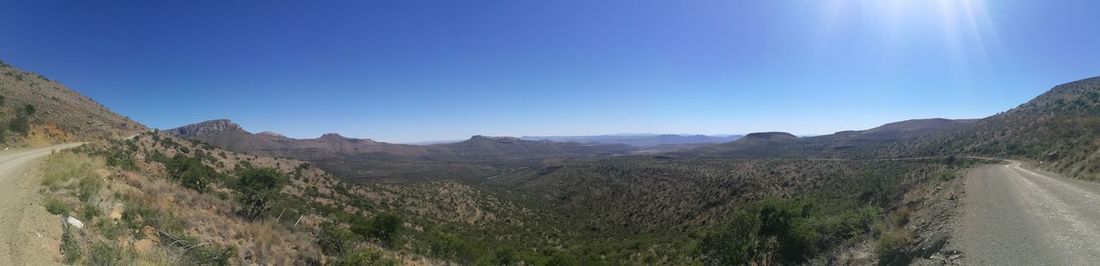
[818,0,998,64]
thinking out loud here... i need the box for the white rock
[66,216,84,229]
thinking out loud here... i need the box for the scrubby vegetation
[33,132,429,264]
[38,149,238,264]
[235,167,289,220]
[699,198,878,264]
[897,77,1100,181]
[21,123,985,266]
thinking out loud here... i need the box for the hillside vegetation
[38,128,977,265]
[0,60,145,145]
[40,132,427,264]
[897,77,1100,180]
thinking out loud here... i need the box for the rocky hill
[832,118,977,141]
[903,76,1100,180]
[168,119,430,160]
[0,60,145,145]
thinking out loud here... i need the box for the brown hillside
[0,60,145,144]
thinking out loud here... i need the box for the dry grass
[39,150,233,264]
[40,133,440,264]
[41,150,104,189]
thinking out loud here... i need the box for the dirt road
[956,161,1100,265]
[0,143,83,264]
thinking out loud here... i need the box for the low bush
[22,104,35,116]
[61,225,81,264]
[77,176,104,203]
[88,241,122,265]
[351,213,403,248]
[164,154,217,192]
[8,115,29,135]
[875,227,912,265]
[317,223,359,256]
[235,167,288,221]
[336,249,397,266]
[698,198,880,265]
[82,202,101,221]
[44,197,69,215]
[102,142,137,170]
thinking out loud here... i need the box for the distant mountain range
[166,119,636,182]
[521,134,742,147]
[168,120,635,161]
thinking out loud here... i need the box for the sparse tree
[236,167,288,221]
[8,115,29,135]
[22,104,34,116]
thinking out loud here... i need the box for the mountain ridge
[166,119,637,182]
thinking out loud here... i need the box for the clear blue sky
[1,0,1098,143]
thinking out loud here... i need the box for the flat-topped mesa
[468,135,524,143]
[741,132,798,141]
[169,119,245,137]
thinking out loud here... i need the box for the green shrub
[698,198,879,265]
[44,197,69,215]
[103,144,137,170]
[61,225,81,263]
[235,167,288,221]
[185,243,236,266]
[336,249,397,266]
[164,154,216,192]
[82,202,102,221]
[77,176,104,203]
[419,228,482,263]
[22,104,35,116]
[97,221,126,241]
[8,115,29,135]
[317,223,359,256]
[352,213,403,248]
[88,241,121,265]
[875,228,912,265]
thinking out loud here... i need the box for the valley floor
[955,161,1100,265]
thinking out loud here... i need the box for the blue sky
[1,0,1098,143]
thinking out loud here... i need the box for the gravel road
[0,143,83,264]
[956,161,1100,265]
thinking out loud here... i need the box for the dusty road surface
[0,143,83,264]
[956,161,1100,265]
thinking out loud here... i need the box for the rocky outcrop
[168,119,245,138]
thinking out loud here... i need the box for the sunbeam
[815,0,999,69]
